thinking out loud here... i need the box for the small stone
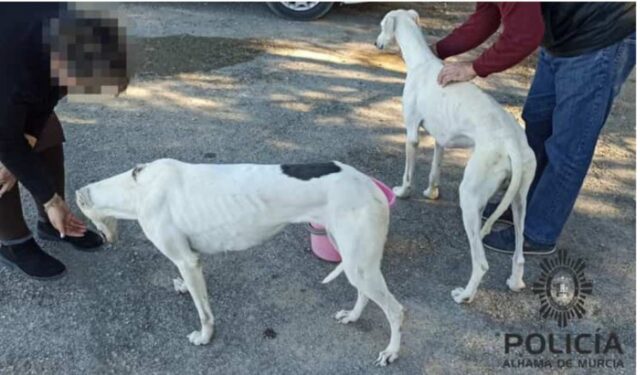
[263,328,277,339]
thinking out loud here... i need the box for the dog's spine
[480,141,523,238]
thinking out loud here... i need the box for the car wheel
[266,2,334,21]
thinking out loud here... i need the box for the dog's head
[76,186,119,243]
[75,163,151,243]
[375,9,420,50]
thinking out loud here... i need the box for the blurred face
[48,11,130,96]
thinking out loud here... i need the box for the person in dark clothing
[432,2,635,255]
[0,4,129,279]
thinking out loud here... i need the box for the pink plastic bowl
[308,178,396,263]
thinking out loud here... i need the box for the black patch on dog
[132,164,145,181]
[281,162,341,181]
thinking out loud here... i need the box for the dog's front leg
[177,257,215,345]
[142,222,215,346]
[424,142,443,200]
[393,123,420,198]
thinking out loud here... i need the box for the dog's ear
[132,164,146,181]
[382,13,395,32]
[408,9,420,25]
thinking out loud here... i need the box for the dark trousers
[0,114,65,243]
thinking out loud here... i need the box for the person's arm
[472,3,544,77]
[437,2,544,86]
[0,102,86,238]
[0,6,85,238]
[435,3,502,60]
[0,101,56,204]
[0,13,58,205]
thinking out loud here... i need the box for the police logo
[532,249,593,327]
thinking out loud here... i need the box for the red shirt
[435,2,544,77]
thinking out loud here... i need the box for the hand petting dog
[437,61,477,86]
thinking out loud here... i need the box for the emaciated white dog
[76,159,404,366]
[375,10,536,303]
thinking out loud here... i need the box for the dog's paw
[423,186,440,200]
[334,309,358,324]
[188,330,212,346]
[173,278,189,294]
[392,186,411,199]
[451,287,474,304]
[506,276,526,292]
[375,349,399,366]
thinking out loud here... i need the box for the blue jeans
[523,33,636,245]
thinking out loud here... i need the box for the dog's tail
[480,141,522,238]
[322,264,344,284]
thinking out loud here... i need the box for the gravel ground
[0,3,635,374]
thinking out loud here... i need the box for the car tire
[266,2,334,21]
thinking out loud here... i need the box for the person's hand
[437,61,477,86]
[44,194,87,238]
[0,163,17,198]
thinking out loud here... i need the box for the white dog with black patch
[76,159,404,366]
[375,10,537,303]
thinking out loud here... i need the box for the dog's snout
[76,188,92,208]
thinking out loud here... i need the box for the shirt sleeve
[435,3,502,60]
[0,15,56,204]
[0,101,57,204]
[472,3,544,77]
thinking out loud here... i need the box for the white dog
[375,10,537,303]
[76,159,404,366]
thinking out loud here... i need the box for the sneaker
[37,221,104,251]
[482,202,513,225]
[483,227,556,256]
[0,238,66,280]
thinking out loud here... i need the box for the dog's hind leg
[335,290,369,324]
[506,189,526,292]
[507,165,535,292]
[350,264,404,366]
[424,142,443,200]
[331,220,404,366]
[452,152,505,304]
[142,223,215,345]
[393,120,420,199]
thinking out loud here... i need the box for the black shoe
[483,227,556,256]
[37,221,104,251]
[482,202,513,225]
[0,238,66,280]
